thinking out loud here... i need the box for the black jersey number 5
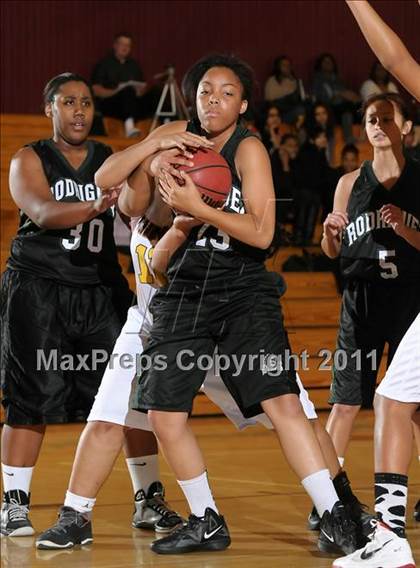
[379,249,398,279]
[62,219,104,253]
[195,224,230,251]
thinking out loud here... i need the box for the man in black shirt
[91,32,159,137]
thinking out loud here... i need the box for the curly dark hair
[182,53,255,114]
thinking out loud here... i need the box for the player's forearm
[117,176,153,218]
[33,201,98,230]
[95,138,159,190]
[151,228,187,273]
[346,1,410,73]
[197,206,274,250]
[321,234,341,259]
[397,226,420,251]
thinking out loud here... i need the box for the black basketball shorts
[329,279,420,407]
[131,275,300,418]
[1,269,131,425]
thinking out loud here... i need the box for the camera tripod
[149,65,190,132]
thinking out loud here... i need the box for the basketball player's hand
[158,170,204,217]
[158,132,214,153]
[93,185,122,213]
[173,214,202,234]
[380,204,404,234]
[323,211,349,239]
[150,149,193,179]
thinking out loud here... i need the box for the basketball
[178,147,232,208]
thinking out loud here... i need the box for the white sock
[1,464,34,494]
[126,454,159,496]
[64,490,96,514]
[124,117,135,134]
[177,471,218,517]
[338,457,345,468]
[301,469,339,517]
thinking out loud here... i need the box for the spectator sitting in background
[403,128,420,162]
[260,104,288,153]
[325,144,360,219]
[91,32,160,137]
[271,133,300,226]
[264,56,306,129]
[301,103,335,165]
[293,127,330,246]
[360,60,399,101]
[312,52,360,143]
[335,143,360,177]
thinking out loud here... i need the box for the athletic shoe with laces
[0,490,34,537]
[150,507,230,554]
[318,501,357,555]
[132,481,183,533]
[308,505,321,530]
[36,506,92,549]
[414,499,420,522]
[345,498,376,548]
[332,521,416,567]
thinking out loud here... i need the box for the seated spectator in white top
[264,56,306,127]
[360,60,399,101]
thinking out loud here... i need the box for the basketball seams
[184,164,231,175]
[194,183,230,197]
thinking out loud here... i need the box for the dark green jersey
[7,139,123,286]
[167,121,269,286]
[340,159,420,284]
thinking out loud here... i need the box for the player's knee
[262,394,304,421]
[374,394,411,419]
[86,420,124,448]
[148,411,186,443]
[332,403,361,419]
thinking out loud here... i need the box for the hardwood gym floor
[1,412,419,568]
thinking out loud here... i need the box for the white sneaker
[332,522,416,567]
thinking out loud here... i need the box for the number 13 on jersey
[136,243,154,284]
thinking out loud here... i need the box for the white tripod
[149,66,190,133]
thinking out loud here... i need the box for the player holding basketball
[329,2,420,567]
[0,73,133,536]
[109,53,359,557]
[35,99,370,551]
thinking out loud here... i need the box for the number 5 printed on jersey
[379,249,398,279]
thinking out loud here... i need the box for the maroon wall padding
[1,0,419,113]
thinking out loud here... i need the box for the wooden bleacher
[0,114,377,417]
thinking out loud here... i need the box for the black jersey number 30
[62,219,104,253]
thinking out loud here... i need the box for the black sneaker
[307,506,321,531]
[345,498,376,547]
[36,506,92,549]
[151,507,230,554]
[0,490,34,537]
[132,481,184,533]
[318,501,357,555]
[414,499,420,522]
